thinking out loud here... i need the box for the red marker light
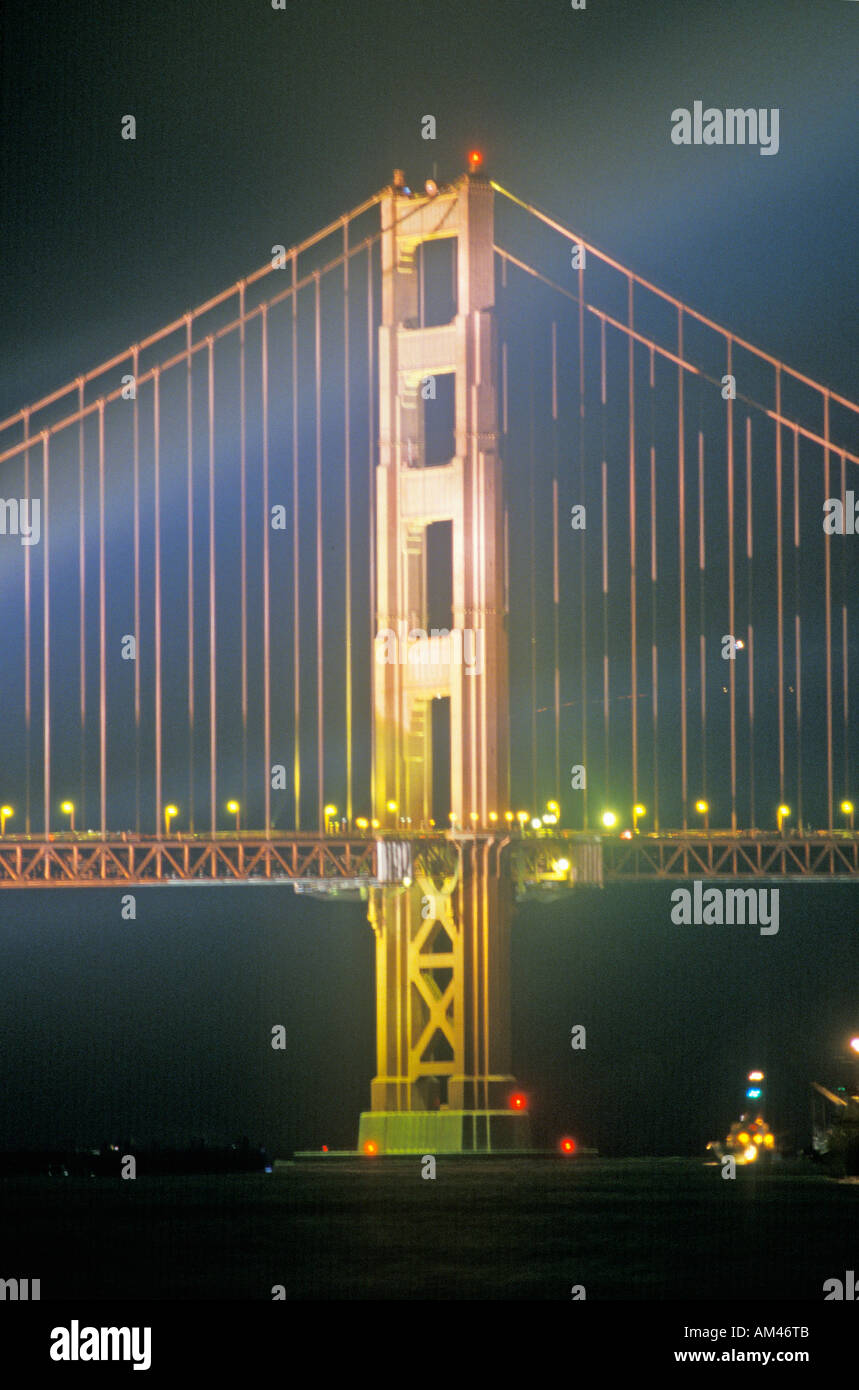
[468,149,482,171]
[509,1092,527,1111]
[560,1137,576,1155]
[321,1145,328,1153]
[363,1139,378,1156]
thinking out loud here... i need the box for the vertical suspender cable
[698,425,706,799]
[502,339,511,804]
[627,277,638,811]
[133,350,140,832]
[528,340,537,812]
[746,417,755,830]
[793,427,802,827]
[841,452,849,804]
[649,349,659,830]
[551,321,560,806]
[344,219,353,825]
[315,274,324,831]
[239,284,248,819]
[292,251,301,828]
[42,432,50,838]
[78,382,87,828]
[186,318,195,831]
[368,244,376,818]
[208,337,217,836]
[600,319,609,804]
[24,418,31,833]
[578,261,588,828]
[262,304,272,835]
[677,309,688,830]
[726,338,736,832]
[154,368,162,835]
[824,392,833,829]
[775,365,785,806]
[98,402,107,837]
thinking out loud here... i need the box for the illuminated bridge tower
[359,170,530,1154]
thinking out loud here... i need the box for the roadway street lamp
[777,804,791,834]
[164,804,179,835]
[323,804,338,835]
[633,804,646,833]
[386,800,397,829]
[0,806,13,835]
[840,800,854,831]
[695,799,710,832]
[227,800,241,832]
[601,810,617,831]
[61,801,75,832]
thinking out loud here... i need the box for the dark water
[2,882,857,1161]
[2,1159,856,1300]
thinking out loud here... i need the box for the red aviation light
[560,1137,576,1155]
[509,1092,527,1111]
[468,149,483,171]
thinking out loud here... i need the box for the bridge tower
[358,170,530,1154]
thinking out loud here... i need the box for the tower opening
[431,696,451,828]
[423,372,455,467]
[418,237,457,327]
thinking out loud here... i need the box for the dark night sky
[0,0,857,1156]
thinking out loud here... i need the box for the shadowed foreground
[1,1159,856,1300]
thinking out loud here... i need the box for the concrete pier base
[358,1109,532,1155]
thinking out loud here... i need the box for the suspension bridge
[1,161,857,1149]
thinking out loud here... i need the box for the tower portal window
[418,238,457,328]
[423,372,455,467]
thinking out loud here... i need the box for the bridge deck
[0,832,855,886]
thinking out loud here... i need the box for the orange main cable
[0,191,386,438]
[490,181,859,418]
